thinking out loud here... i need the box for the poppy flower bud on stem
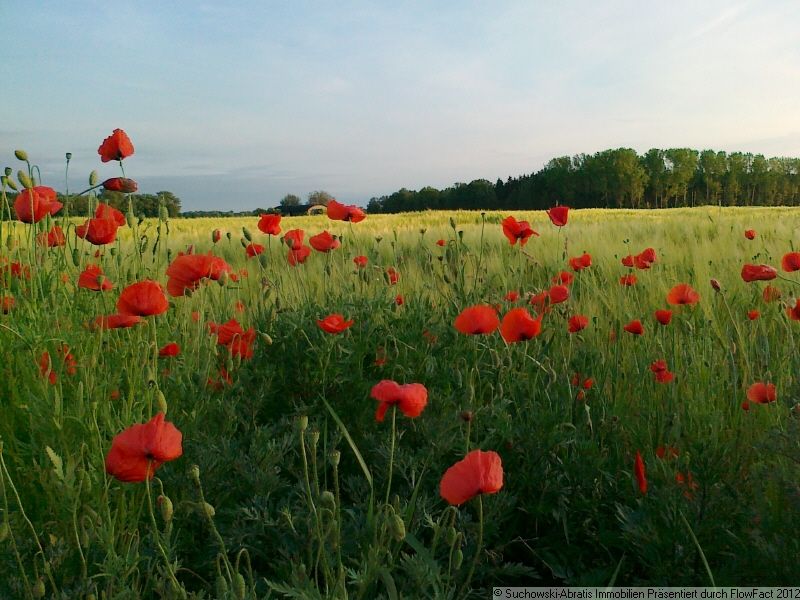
[4,176,17,191]
[390,513,406,541]
[89,170,99,186]
[14,149,28,162]
[201,501,215,518]
[3,167,11,177]
[298,416,308,432]
[17,170,32,189]
[233,573,246,600]
[157,495,174,523]
[320,490,336,510]
[156,390,168,414]
[710,279,721,293]
[242,227,252,242]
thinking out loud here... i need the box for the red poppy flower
[500,307,543,342]
[675,471,699,500]
[747,382,776,404]
[92,314,144,329]
[655,445,680,460]
[654,309,672,325]
[212,229,222,243]
[763,285,781,303]
[206,367,234,391]
[57,345,77,376]
[14,186,62,223]
[117,280,169,317]
[568,315,589,333]
[548,284,570,304]
[95,202,126,226]
[552,271,574,286]
[623,320,644,335]
[529,291,548,312]
[454,305,499,335]
[102,178,138,193]
[158,342,180,357]
[258,213,282,236]
[327,199,366,223]
[98,129,135,163]
[666,283,700,306]
[386,267,400,285]
[309,230,340,252]
[77,218,119,246]
[744,229,756,240]
[634,450,647,494]
[234,300,245,313]
[639,247,656,263]
[436,239,446,247]
[353,255,368,268]
[741,264,777,282]
[569,253,592,271]
[546,205,569,227]
[283,229,305,250]
[227,328,256,359]
[165,253,231,296]
[747,310,760,320]
[78,264,113,291]
[288,245,312,266]
[501,216,538,246]
[439,449,503,506]
[105,413,182,483]
[245,243,264,258]
[504,290,520,302]
[370,379,428,422]
[787,299,800,321]
[1,295,14,314]
[781,252,800,272]
[40,351,56,385]
[634,253,655,270]
[317,314,354,334]
[650,359,674,383]
[36,226,66,247]
[619,274,637,286]
[622,255,635,267]
[209,318,246,345]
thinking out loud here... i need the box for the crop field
[2,164,800,596]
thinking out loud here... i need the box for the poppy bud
[217,271,228,286]
[157,495,174,523]
[791,403,800,417]
[65,152,72,161]
[233,573,246,600]
[14,149,28,162]
[202,501,215,518]
[215,576,229,598]
[126,211,136,229]
[0,522,9,543]
[453,548,464,570]
[226,231,232,241]
[446,526,457,545]
[298,416,308,431]
[710,279,721,292]
[259,253,269,268]
[259,332,273,345]
[89,170,99,186]
[240,237,248,248]
[242,227,252,241]
[3,167,11,176]
[32,579,45,598]
[320,490,336,510]
[390,513,406,541]
[156,390,168,414]
[17,170,32,189]
[460,410,473,422]
[72,248,80,267]
[4,176,17,191]
[110,247,118,256]
[329,450,340,467]
[449,217,457,230]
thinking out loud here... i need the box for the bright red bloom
[639,247,656,264]
[569,253,592,271]
[622,255,635,268]
[102,178,138,193]
[619,274,637,286]
[634,450,647,494]
[741,264,777,282]
[529,291,548,312]
[96,202,126,226]
[317,314,354,334]
[158,343,180,357]
[501,216,538,246]
[209,318,246,345]
[748,310,760,321]
[76,218,119,246]
[655,445,680,460]
[36,226,66,247]
[227,328,256,359]
[14,186,62,223]
[744,229,756,240]
[623,320,644,335]
[165,253,231,296]
[763,285,781,303]
[245,243,264,258]
[546,205,569,227]
[309,230,340,252]
[78,264,113,291]
[212,229,222,243]
[675,471,699,500]
[40,351,56,385]
[552,271,574,286]
[327,199,366,223]
[386,267,400,285]
[258,213,282,236]
[548,284,569,304]
[787,299,800,321]
[568,315,589,333]
[234,300,245,313]
[436,239,446,247]
[394,294,404,306]
[504,290,520,302]
[98,129,135,163]
[650,359,674,383]
[105,413,182,483]
[58,344,77,376]
[370,379,428,422]
[283,229,305,250]
[454,305,499,335]
[667,283,700,306]
[288,245,312,266]
[1,295,14,314]
[781,252,800,272]
[439,449,503,506]
[353,255,368,268]
[91,314,144,329]
[654,309,672,325]
[747,382,776,404]
[500,308,543,342]
[117,280,168,317]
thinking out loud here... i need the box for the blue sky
[1,1,798,210]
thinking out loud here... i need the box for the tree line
[366,148,800,213]
[1,190,182,220]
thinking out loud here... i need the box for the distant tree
[280,194,301,207]
[308,190,333,206]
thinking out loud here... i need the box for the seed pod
[309,428,320,448]
[226,231,232,241]
[158,495,174,523]
[390,513,406,541]
[190,464,201,481]
[14,150,28,162]
[17,170,32,189]
[329,450,341,467]
[89,170,99,186]
[240,237,248,248]
[298,416,308,431]
[320,490,336,510]
[65,152,72,161]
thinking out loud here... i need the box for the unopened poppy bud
[17,170,32,189]
[14,149,28,162]
[215,575,229,598]
[0,522,9,542]
[329,450,340,467]
[89,170,99,186]
[390,513,406,541]
[72,248,80,267]
[226,231,232,241]
[212,229,221,244]
[157,495,174,523]
[320,490,336,510]
[202,501,215,518]
[453,548,464,570]
[446,526,457,546]
[65,152,72,161]
[449,217,457,230]
[126,211,135,229]
[3,167,11,177]
[259,253,269,268]
[298,416,308,431]
[710,279,721,292]
[156,390,168,414]
[240,237,248,248]
[460,410,473,422]
[4,176,17,191]
[242,227,252,241]
[233,573,246,600]
[259,332,273,345]
[217,271,228,286]
[375,235,382,244]
[32,578,45,598]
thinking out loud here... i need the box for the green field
[1,205,799,598]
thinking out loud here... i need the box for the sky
[1,0,799,210]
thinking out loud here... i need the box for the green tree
[308,190,333,206]
[280,194,301,207]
